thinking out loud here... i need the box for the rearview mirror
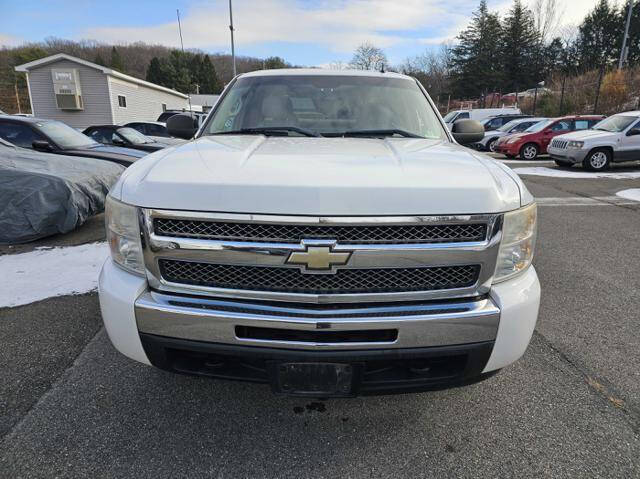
[167,113,199,140]
[451,119,485,145]
[627,128,640,137]
[32,140,52,151]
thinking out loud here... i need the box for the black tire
[582,149,611,171]
[554,159,572,168]
[519,143,539,161]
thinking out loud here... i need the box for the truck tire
[554,160,572,169]
[582,149,611,171]
[520,143,539,161]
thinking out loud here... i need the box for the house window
[118,95,127,108]
[162,103,167,111]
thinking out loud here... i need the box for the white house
[15,53,189,129]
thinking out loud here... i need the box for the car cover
[0,141,125,244]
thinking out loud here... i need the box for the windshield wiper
[328,129,423,139]
[592,127,610,132]
[212,126,320,137]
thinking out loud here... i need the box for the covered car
[0,138,125,244]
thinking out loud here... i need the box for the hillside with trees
[0,38,291,113]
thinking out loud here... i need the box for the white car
[476,117,547,152]
[443,107,522,130]
[548,112,640,170]
[98,69,540,397]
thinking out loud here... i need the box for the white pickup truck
[99,69,540,397]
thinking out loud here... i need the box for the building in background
[189,94,220,112]
[15,53,188,129]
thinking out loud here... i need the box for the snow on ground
[616,189,640,202]
[514,167,640,179]
[0,242,108,308]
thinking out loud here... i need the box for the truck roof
[240,68,412,80]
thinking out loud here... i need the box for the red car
[494,115,605,160]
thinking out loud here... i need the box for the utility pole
[176,9,193,113]
[618,0,635,69]
[229,0,236,77]
[14,81,21,114]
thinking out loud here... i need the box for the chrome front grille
[153,218,487,244]
[159,260,480,295]
[142,210,503,303]
[551,139,568,149]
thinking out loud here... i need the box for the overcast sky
[0,0,616,66]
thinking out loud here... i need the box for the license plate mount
[271,362,355,397]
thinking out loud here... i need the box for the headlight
[494,203,537,283]
[567,141,584,149]
[105,196,145,275]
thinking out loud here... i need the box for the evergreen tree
[146,57,164,84]
[575,0,621,70]
[264,56,287,69]
[620,0,639,67]
[449,1,503,98]
[501,0,541,93]
[110,46,125,72]
[200,55,222,94]
[93,54,106,66]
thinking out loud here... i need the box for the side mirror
[627,128,640,137]
[32,140,52,151]
[451,119,485,145]
[167,113,199,140]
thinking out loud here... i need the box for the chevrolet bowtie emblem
[286,245,351,272]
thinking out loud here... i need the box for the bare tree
[350,42,387,71]
[531,0,564,44]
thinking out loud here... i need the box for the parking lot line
[535,196,640,206]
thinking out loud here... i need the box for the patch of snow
[0,242,108,308]
[616,189,640,202]
[514,167,640,179]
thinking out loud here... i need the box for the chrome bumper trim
[135,291,500,350]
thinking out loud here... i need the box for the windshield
[203,75,447,139]
[118,127,153,144]
[498,120,522,132]
[592,115,638,133]
[525,119,553,133]
[442,111,459,122]
[38,121,98,149]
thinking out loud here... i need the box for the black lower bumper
[140,333,497,397]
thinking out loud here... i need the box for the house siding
[108,77,188,125]
[27,59,113,129]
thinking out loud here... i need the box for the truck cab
[99,70,540,397]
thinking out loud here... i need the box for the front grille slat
[159,260,480,294]
[154,219,487,244]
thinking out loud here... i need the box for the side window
[118,95,127,108]
[588,119,601,128]
[574,120,589,130]
[147,124,169,137]
[128,123,146,135]
[551,121,571,132]
[87,128,113,144]
[458,112,469,120]
[0,122,44,149]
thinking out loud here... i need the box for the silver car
[476,117,547,152]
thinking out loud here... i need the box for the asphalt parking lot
[1,156,640,478]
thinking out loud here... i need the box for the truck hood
[555,130,618,142]
[117,136,524,215]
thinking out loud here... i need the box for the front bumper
[494,141,520,156]
[99,259,540,393]
[548,146,588,163]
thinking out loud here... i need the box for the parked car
[548,111,640,171]
[99,69,540,398]
[124,121,187,145]
[480,114,532,132]
[475,117,547,152]
[83,125,169,152]
[443,108,522,130]
[494,115,605,160]
[0,116,146,167]
[0,137,124,243]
